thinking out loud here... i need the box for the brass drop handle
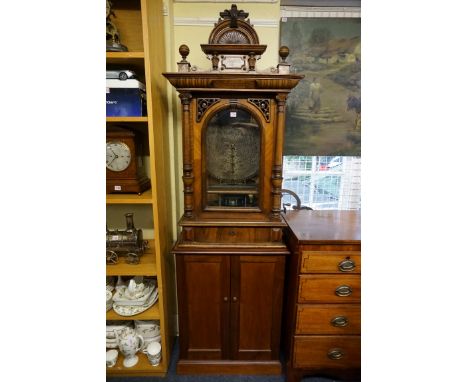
[232,296,238,302]
[338,258,356,272]
[327,348,345,360]
[335,285,352,297]
[330,316,349,327]
[223,297,228,302]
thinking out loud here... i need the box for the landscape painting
[281,18,361,155]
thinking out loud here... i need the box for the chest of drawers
[283,210,361,382]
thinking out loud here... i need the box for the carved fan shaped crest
[218,30,249,45]
[208,4,259,45]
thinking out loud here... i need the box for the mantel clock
[164,4,303,375]
[106,127,150,194]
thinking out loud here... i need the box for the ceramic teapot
[116,327,144,368]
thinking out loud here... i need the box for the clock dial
[106,141,132,171]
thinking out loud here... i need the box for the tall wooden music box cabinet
[164,4,303,375]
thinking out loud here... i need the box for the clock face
[106,141,132,172]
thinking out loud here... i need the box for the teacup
[143,341,161,366]
[106,349,118,368]
[142,335,162,350]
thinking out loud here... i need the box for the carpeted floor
[107,339,339,382]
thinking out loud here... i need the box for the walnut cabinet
[164,4,303,375]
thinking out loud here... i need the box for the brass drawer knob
[338,258,356,272]
[335,285,352,297]
[330,315,349,327]
[327,348,345,360]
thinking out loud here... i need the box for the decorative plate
[113,289,159,317]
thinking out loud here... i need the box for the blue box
[106,79,146,117]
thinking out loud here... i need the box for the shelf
[106,52,146,78]
[106,189,153,204]
[106,116,148,123]
[106,350,165,377]
[106,240,157,276]
[106,302,160,321]
[106,51,145,60]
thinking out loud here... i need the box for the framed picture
[281,15,361,156]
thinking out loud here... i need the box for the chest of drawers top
[284,210,361,245]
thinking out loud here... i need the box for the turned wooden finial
[179,44,190,62]
[177,44,191,72]
[279,46,289,63]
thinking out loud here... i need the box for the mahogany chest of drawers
[283,210,361,382]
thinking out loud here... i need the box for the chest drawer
[298,275,360,303]
[301,251,360,274]
[296,304,361,335]
[293,335,361,369]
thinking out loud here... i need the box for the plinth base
[177,359,282,375]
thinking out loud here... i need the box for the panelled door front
[177,254,231,360]
[230,255,285,360]
[177,254,285,361]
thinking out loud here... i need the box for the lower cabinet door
[230,255,285,360]
[176,253,286,361]
[176,254,231,360]
[293,335,361,368]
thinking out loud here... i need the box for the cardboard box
[106,79,146,117]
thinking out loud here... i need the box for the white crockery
[116,327,144,368]
[113,279,156,306]
[147,354,161,366]
[106,290,113,311]
[106,349,118,368]
[134,320,159,332]
[107,321,133,338]
[113,289,158,316]
[142,335,161,350]
[143,341,161,366]
[136,323,160,339]
[144,341,161,356]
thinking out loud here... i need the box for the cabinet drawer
[293,335,360,369]
[298,275,360,303]
[296,304,361,335]
[301,251,360,274]
[182,227,281,244]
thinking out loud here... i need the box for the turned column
[179,92,194,218]
[271,93,288,220]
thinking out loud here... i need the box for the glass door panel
[205,108,261,208]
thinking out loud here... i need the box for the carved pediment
[208,4,259,46]
[172,4,293,74]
